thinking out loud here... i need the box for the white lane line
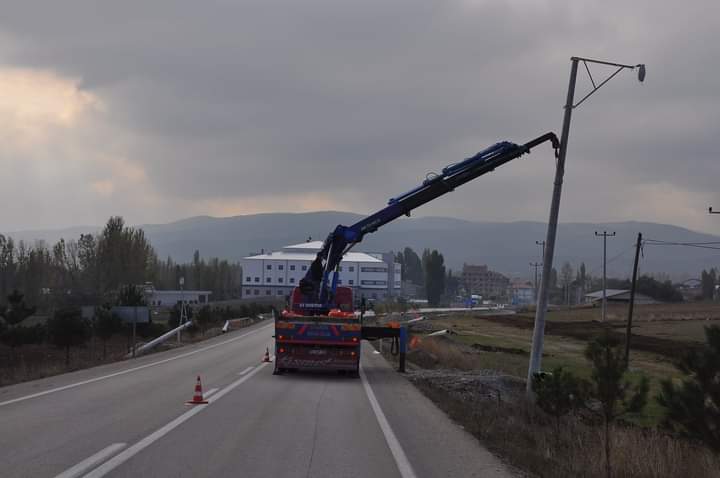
[237,366,255,376]
[360,366,417,478]
[54,443,126,478]
[0,324,273,407]
[203,388,219,398]
[82,361,272,478]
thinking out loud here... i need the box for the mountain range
[5,212,720,281]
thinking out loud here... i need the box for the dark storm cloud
[0,0,718,233]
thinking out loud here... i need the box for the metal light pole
[595,231,616,322]
[530,262,542,301]
[177,276,186,344]
[526,56,645,395]
[535,240,546,259]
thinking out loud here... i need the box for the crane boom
[299,132,559,306]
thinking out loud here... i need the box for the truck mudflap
[274,344,359,373]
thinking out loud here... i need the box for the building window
[278,277,283,283]
[278,264,284,270]
[372,293,377,299]
[361,267,387,273]
[349,279,354,285]
[349,266,355,272]
[338,266,343,272]
[301,265,307,271]
[267,264,272,270]
[290,278,295,283]
[245,289,251,295]
[266,277,271,283]
[290,265,295,271]
[337,279,342,284]
[277,290,284,295]
[266,290,271,295]
[255,277,260,283]
[361,280,387,286]
[246,276,251,282]
[254,289,259,295]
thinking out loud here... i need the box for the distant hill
[5,212,719,281]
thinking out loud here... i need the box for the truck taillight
[351,337,358,342]
[278,335,284,340]
[351,351,357,357]
[279,347,286,354]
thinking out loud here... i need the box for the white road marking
[238,366,255,375]
[82,361,272,478]
[360,366,417,478]
[54,443,126,478]
[0,324,273,407]
[203,388,219,398]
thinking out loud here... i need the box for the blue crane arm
[299,132,559,305]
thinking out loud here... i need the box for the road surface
[0,320,513,477]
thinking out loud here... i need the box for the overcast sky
[1,0,718,235]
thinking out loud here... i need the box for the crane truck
[273,132,559,376]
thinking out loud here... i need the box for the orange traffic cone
[262,347,271,363]
[186,375,208,405]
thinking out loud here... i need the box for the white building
[241,241,401,301]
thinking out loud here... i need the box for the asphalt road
[0,320,513,478]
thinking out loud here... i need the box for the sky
[1,0,719,234]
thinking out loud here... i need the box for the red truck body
[274,287,361,375]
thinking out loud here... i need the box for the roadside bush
[47,308,91,367]
[657,325,720,451]
[533,366,587,439]
[585,332,649,478]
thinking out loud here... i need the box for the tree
[195,305,214,336]
[585,332,649,478]
[94,307,123,360]
[533,366,587,440]
[422,249,445,307]
[701,268,717,300]
[560,262,574,306]
[657,325,720,451]
[444,269,460,300]
[401,247,424,286]
[0,290,43,362]
[47,308,90,367]
[116,284,147,306]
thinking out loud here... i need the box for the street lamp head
[636,64,646,82]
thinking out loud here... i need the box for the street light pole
[530,262,542,301]
[595,231,616,322]
[526,56,645,396]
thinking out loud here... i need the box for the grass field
[408,301,720,426]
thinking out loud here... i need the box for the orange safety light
[351,337,358,342]
[350,351,356,357]
[278,335,284,340]
[279,347,286,354]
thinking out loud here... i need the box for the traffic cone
[262,347,271,363]
[186,375,208,405]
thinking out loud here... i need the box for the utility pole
[526,56,645,396]
[535,240,546,259]
[625,232,642,366]
[178,276,186,344]
[530,262,542,301]
[595,231,616,322]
